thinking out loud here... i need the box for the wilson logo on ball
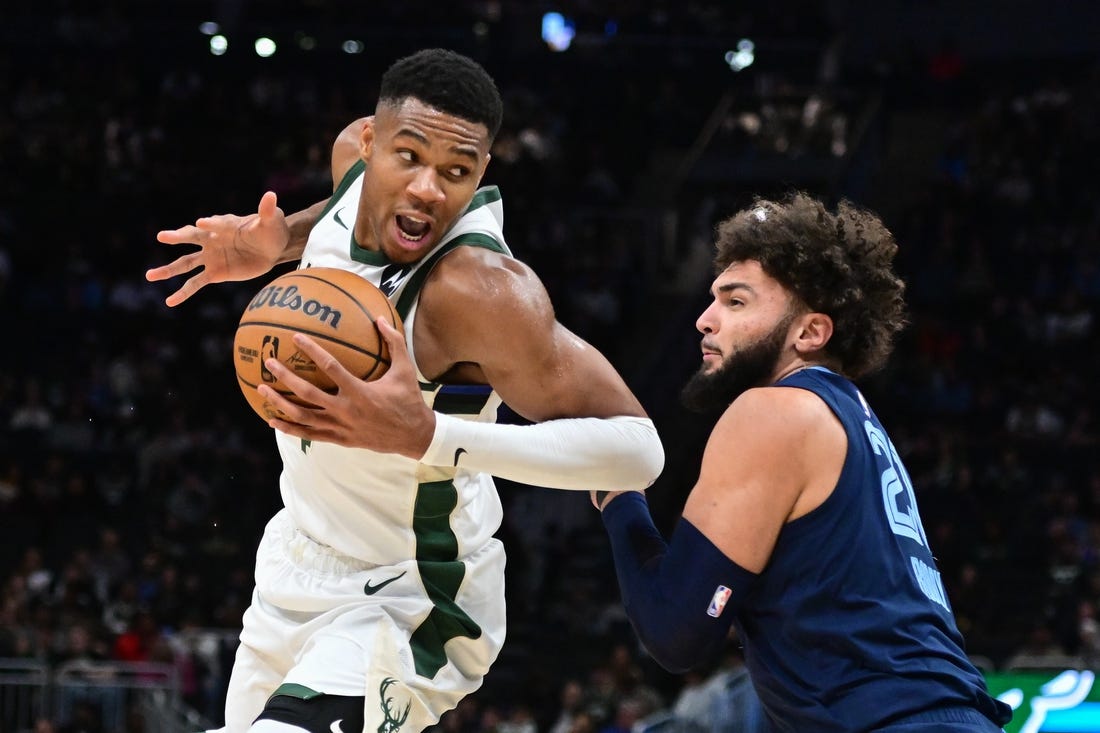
[246,285,343,328]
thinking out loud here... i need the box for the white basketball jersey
[273,160,510,565]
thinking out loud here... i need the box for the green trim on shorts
[409,479,482,678]
[270,682,323,700]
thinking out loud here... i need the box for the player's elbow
[631,613,720,674]
[612,417,665,490]
[644,642,700,675]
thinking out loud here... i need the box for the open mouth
[395,214,431,244]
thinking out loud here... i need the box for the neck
[771,360,821,384]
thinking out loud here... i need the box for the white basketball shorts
[211,509,507,732]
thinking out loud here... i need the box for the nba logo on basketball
[260,335,279,383]
[707,585,732,618]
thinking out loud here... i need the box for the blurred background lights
[199,21,220,36]
[725,38,755,71]
[541,12,575,52]
[254,37,276,57]
[295,32,316,51]
[342,39,364,54]
[209,34,228,56]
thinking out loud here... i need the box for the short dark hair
[378,48,503,141]
[713,192,908,378]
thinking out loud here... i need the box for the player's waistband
[880,705,1001,730]
[271,508,379,575]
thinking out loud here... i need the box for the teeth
[397,214,428,241]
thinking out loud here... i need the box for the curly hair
[713,192,908,378]
[379,48,503,141]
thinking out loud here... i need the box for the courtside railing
[0,657,216,733]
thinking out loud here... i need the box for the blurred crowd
[2,2,1100,732]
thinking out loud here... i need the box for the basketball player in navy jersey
[594,193,1012,732]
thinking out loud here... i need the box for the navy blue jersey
[734,367,1010,732]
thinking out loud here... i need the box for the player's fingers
[265,416,343,446]
[257,191,279,220]
[146,251,204,282]
[156,225,204,245]
[288,334,359,390]
[376,318,411,373]
[263,352,337,406]
[162,270,209,307]
[258,386,320,427]
[195,214,236,232]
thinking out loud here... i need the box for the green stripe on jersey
[318,159,365,221]
[409,479,482,678]
[394,232,507,320]
[464,186,501,214]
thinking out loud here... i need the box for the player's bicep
[473,278,645,422]
[681,389,810,573]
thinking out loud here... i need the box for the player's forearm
[600,493,752,673]
[420,414,664,491]
[277,198,331,264]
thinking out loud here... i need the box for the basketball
[233,267,402,423]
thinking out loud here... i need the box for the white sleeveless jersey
[273,160,509,565]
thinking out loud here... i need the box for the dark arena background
[2,1,1100,731]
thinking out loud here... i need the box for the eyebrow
[393,129,480,162]
[713,282,754,297]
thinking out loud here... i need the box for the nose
[408,167,445,205]
[696,301,718,334]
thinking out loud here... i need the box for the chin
[385,240,432,263]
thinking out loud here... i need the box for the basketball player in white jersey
[148,49,663,733]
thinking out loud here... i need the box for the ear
[792,312,833,355]
[480,152,492,183]
[360,116,376,160]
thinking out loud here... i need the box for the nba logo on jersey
[707,585,732,618]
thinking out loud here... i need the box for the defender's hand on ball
[257,319,435,460]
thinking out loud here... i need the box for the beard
[680,312,794,414]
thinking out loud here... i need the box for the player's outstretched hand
[148,191,290,306]
[258,319,437,459]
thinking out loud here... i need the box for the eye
[728,298,745,308]
[446,165,471,180]
[397,149,416,163]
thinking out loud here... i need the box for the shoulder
[426,247,547,311]
[706,385,842,469]
[331,117,369,186]
[718,385,833,434]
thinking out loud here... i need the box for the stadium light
[542,12,575,52]
[725,39,755,72]
[254,37,276,57]
[209,35,228,56]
